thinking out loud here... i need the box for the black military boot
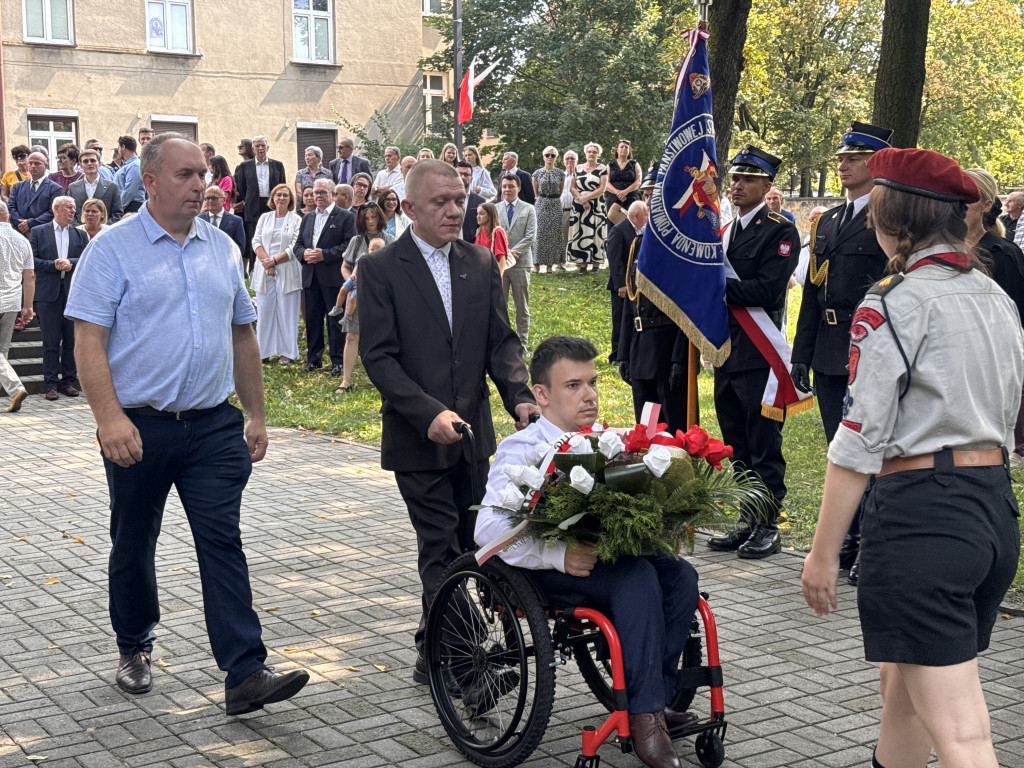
[707,525,752,551]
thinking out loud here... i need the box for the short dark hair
[10,144,30,160]
[455,160,473,171]
[529,336,598,387]
[57,143,79,161]
[118,135,137,152]
[501,173,521,189]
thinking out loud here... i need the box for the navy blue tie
[507,202,515,224]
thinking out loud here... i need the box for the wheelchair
[425,551,727,768]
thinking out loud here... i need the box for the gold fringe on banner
[761,395,816,423]
[635,270,731,367]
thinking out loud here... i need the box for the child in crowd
[328,237,385,331]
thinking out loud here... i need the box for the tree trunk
[872,0,931,148]
[818,165,828,198]
[800,168,812,197]
[708,0,753,177]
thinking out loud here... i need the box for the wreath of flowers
[483,422,771,563]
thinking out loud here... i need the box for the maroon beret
[867,148,980,204]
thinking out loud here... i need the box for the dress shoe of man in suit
[224,667,310,716]
[58,383,79,397]
[737,524,781,559]
[628,712,681,768]
[847,554,861,586]
[330,364,344,377]
[663,708,699,733]
[301,361,322,372]
[707,525,751,551]
[116,651,152,694]
[44,387,59,401]
[461,667,521,718]
[838,532,860,571]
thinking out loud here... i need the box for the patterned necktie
[507,202,515,225]
[32,180,40,192]
[427,248,453,330]
[341,159,349,183]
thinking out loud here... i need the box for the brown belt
[877,448,1005,477]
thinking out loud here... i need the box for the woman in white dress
[252,183,303,363]
[463,145,497,198]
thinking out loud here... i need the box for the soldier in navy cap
[791,120,893,584]
[707,145,799,559]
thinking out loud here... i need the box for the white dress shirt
[313,203,336,246]
[53,221,70,280]
[256,160,270,197]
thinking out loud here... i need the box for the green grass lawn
[259,268,1024,600]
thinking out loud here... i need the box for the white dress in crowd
[251,209,303,361]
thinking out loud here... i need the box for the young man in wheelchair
[475,335,701,768]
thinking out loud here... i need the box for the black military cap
[836,121,894,155]
[728,145,782,179]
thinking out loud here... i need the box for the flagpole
[453,0,464,154]
[687,0,712,429]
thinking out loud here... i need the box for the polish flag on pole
[458,57,500,125]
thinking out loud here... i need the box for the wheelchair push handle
[454,421,484,504]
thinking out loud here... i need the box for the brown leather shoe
[663,708,699,732]
[58,383,79,397]
[44,388,59,401]
[628,712,681,768]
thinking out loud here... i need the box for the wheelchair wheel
[425,553,555,768]
[695,731,725,767]
[576,620,703,714]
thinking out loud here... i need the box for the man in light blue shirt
[114,135,145,213]
[66,133,309,716]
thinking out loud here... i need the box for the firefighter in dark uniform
[707,146,799,559]
[617,170,695,434]
[791,120,893,583]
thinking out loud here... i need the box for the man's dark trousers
[395,457,488,655]
[532,554,698,712]
[104,402,267,688]
[36,281,76,389]
[304,275,345,368]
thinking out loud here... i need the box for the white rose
[643,445,672,478]
[520,465,546,491]
[497,484,526,509]
[569,465,595,494]
[597,430,625,460]
[530,442,553,464]
[589,422,606,433]
[503,464,529,486]
[568,434,594,454]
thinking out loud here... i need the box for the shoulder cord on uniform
[807,212,828,286]
[625,235,642,302]
[878,291,912,399]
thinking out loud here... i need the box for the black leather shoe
[848,556,861,586]
[413,655,462,698]
[300,361,322,372]
[707,525,752,551]
[737,525,781,559]
[330,364,344,377]
[116,651,152,694]
[462,668,521,718]
[225,667,309,716]
[838,533,860,571]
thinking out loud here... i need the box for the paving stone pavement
[2,397,1023,768]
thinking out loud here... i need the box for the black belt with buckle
[124,401,226,421]
[538,193,561,198]
[823,308,853,325]
[634,315,675,332]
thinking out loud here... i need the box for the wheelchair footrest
[574,754,601,768]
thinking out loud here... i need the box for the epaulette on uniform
[867,273,904,297]
[766,211,785,224]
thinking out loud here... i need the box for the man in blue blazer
[293,178,357,374]
[199,186,246,253]
[10,152,62,237]
[31,196,88,399]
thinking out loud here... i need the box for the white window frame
[423,73,446,129]
[22,0,75,45]
[422,0,442,14]
[292,0,335,64]
[146,0,195,54]
[27,110,79,173]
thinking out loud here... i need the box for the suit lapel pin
[460,273,467,279]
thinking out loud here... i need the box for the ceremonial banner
[636,27,730,366]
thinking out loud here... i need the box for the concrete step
[7,341,41,361]
[19,374,47,395]
[10,357,43,377]
[10,328,42,343]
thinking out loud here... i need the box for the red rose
[683,425,710,457]
[623,424,652,453]
[705,439,733,470]
[578,424,593,434]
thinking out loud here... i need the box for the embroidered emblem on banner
[689,72,710,98]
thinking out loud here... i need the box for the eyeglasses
[90,147,103,152]
[58,155,69,160]
[353,182,369,189]
[312,190,331,196]
[203,196,223,201]
[14,154,28,160]
[80,158,98,163]
[618,139,631,145]
[544,153,556,158]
